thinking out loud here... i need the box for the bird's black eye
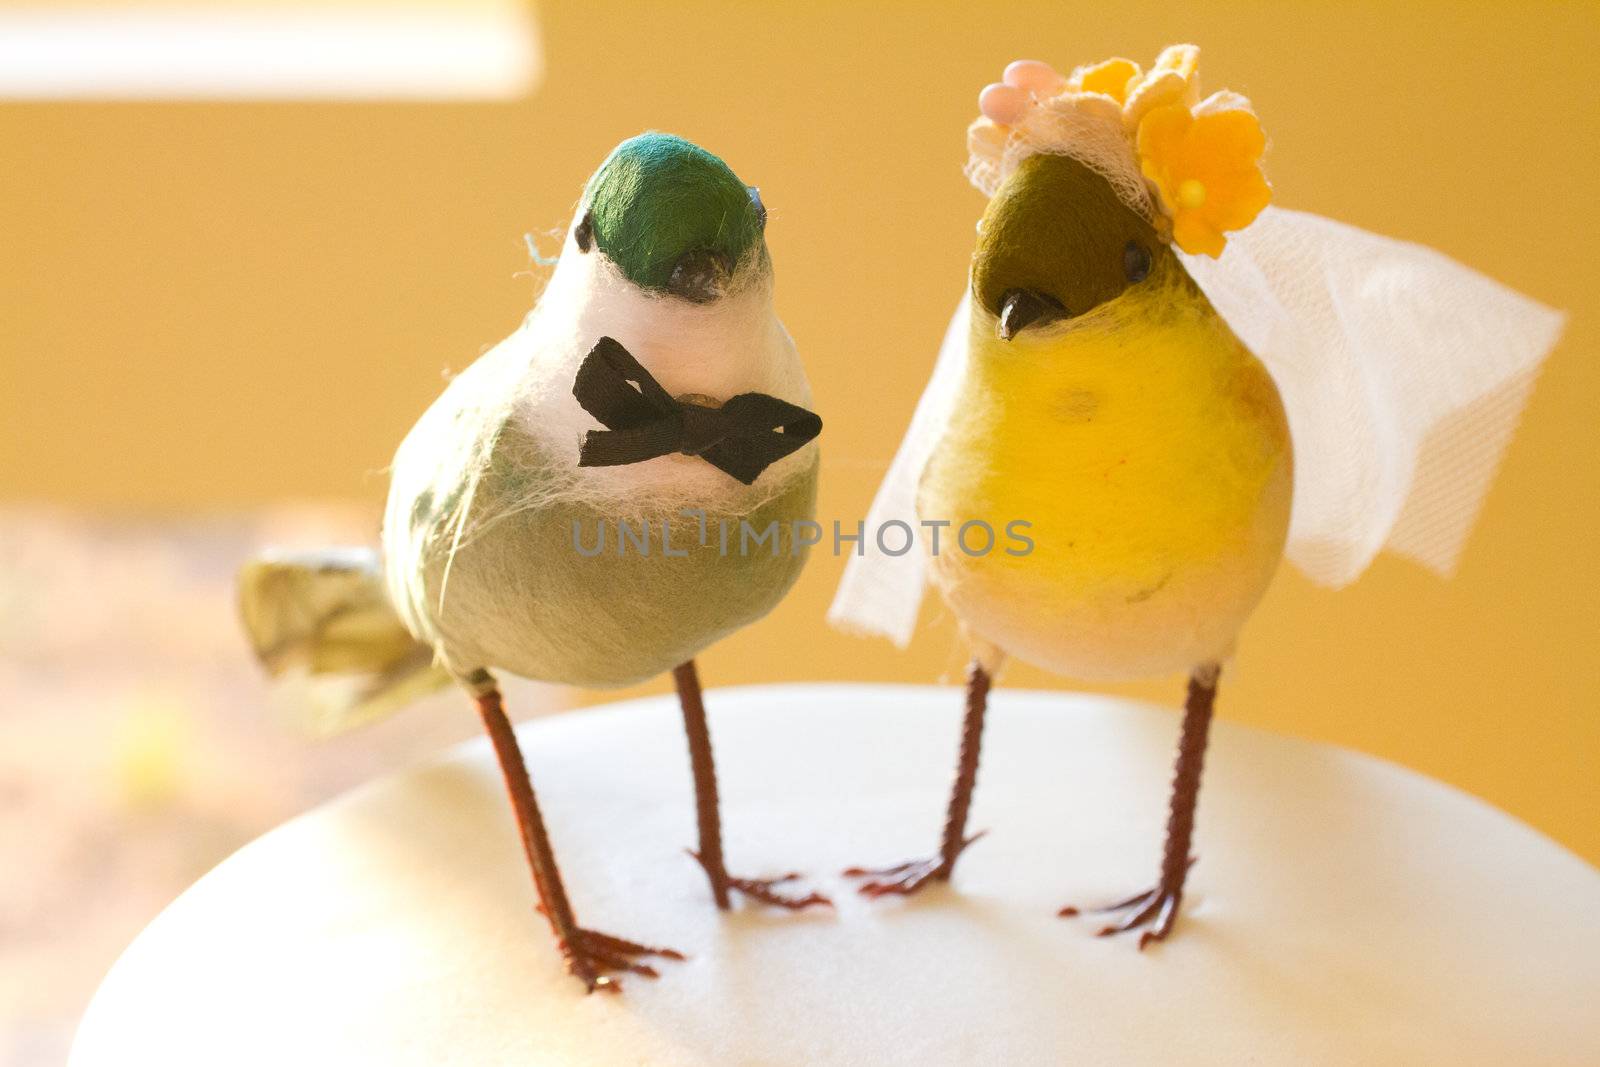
[748,186,767,229]
[574,211,594,252]
[1122,239,1151,283]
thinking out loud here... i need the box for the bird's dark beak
[997,288,1067,340]
[667,249,733,303]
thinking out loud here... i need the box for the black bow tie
[572,337,822,486]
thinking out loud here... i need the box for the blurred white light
[0,4,542,100]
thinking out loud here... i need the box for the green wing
[237,547,452,736]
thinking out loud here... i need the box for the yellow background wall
[3,1,1597,862]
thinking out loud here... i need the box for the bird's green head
[575,132,768,302]
[971,152,1181,340]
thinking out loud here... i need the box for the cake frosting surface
[71,685,1600,1066]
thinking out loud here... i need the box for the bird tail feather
[237,547,453,736]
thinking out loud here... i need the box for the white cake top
[73,685,1600,1065]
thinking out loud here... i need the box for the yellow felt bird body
[921,249,1293,680]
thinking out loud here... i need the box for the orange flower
[1136,92,1270,258]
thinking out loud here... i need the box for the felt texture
[920,235,1291,680]
[70,687,1600,1067]
[409,423,816,687]
[381,137,816,687]
[585,132,765,295]
[972,153,1166,321]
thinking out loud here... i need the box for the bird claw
[1094,887,1183,950]
[1060,857,1198,950]
[559,927,685,993]
[843,856,949,897]
[728,874,833,910]
[843,833,986,899]
[688,850,832,910]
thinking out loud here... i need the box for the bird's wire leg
[937,659,993,873]
[471,676,578,942]
[674,660,730,909]
[673,660,831,910]
[470,671,681,992]
[1060,662,1220,949]
[845,658,993,897]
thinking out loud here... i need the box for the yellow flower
[1122,44,1201,129]
[1136,92,1271,258]
[1071,57,1142,104]
[1064,45,1204,130]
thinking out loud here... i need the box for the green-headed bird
[239,132,826,992]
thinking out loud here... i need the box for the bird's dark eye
[747,186,767,229]
[574,211,594,252]
[1122,239,1151,283]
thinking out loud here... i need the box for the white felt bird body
[241,133,828,992]
[381,177,817,690]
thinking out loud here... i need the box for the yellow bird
[922,152,1292,687]
[842,147,1290,946]
[832,47,1562,947]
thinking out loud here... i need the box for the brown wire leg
[1060,662,1220,949]
[471,677,683,992]
[673,660,831,911]
[844,659,992,897]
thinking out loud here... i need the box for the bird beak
[997,288,1067,340]
[667,249,734,303]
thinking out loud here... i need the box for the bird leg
[1060,661,1220,948]
[673,660,831,910]
[470,674,682,992]
[845,659,992,897]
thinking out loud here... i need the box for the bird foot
[688,850,832,910]
[1059,857,1197,950]
[842,833,986,898]
[559,927,685,993]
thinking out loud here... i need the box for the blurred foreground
[0,507,567,1067]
